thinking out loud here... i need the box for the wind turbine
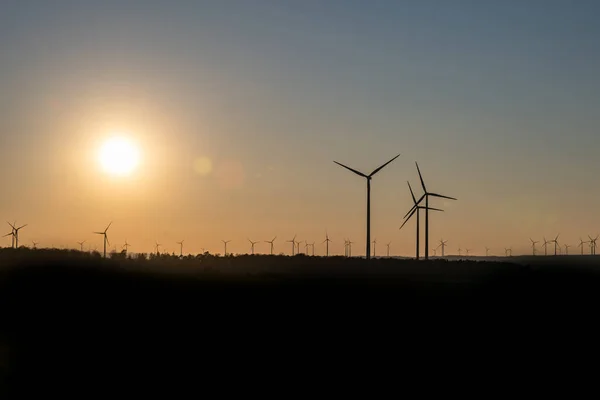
[77,240,86,252]
[485,247,490,257]
[403,163,457,260]
[304,241,310,254]
[386,241,391,257]
[264,236,276,255]
[296,240,303,255]
[31,240,38,249]
[432,248,437,257]
[564,244,571,255]
[542,237,549,256]
[287,235,296,256]
[551,234,560,256]
[8,222,27,248]
[222,240,231,256]
[466,248,471,256]
[458,248,462,256]
[309,242,315,256]
[439,239,448,257]
[578,238,588,255]
[334,153,400,260]
[347,240,353,257]
[248,239,259,255]
[177,240,185,257]
[400,181,444,260]
[589,235,599,255]
[322,232,332,257]
[344,239,349,257]
[529,238,538,256]
[155,241,162,255]
[123,240,131,255]
[372,239,377,257]
[93,222,112,258]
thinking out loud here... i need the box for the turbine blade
[403,204,418,220]
[399,208,417,230]
[93,232,103,235]
[369,154,400,177]
[428,193,458,201]
[333,161,368,178]
[7,222,15,229]
[415,162,427,192]
[104,221,112,233]
[17,224,27,230]
[428,207,444,212]
[407,181,417,204]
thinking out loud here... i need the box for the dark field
[1,249,599,393]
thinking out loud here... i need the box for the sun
[99,136,141,176]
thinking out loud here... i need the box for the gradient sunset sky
[1,0,599,256]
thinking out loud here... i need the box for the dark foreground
[1,251,600,393]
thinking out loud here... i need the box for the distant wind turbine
[466,248,471,256]
[372,239,377,257]
[177,240,185,257]
[287,235,296,256]
[123,240,131,255]
[3,231,15,248]
[432,247,437,257]
[551,234,560,256]
[77,240,86,252]
[155,241,162,255]
[222,240,231,256]
[264,236,277,255]
[31,240,38,249]
[322,232,332,257]
[542,237,549,256]
[93,222,112,258]
[589,235,598,255]
[458,248,462,256]
[386,241,391,257]
[334,153,401,260]
[403,163,457,260]
[578,238,588,255]
[8,221,27,248]
[309,242,315,256]
[296,240,303,255]
[438,239,448,257]
[530,238,539,256]
[348,240,354,257]
[248,238,259,255]
[485,247,490,257]
[564,244,571,255]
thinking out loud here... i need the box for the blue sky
[0,0,599,255]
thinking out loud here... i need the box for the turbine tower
[264,236,277,255]
[123,240,131,255]
[155,241,162,255]
[578,238,588,255]
[400,181,443,260]
[551,234,560,256]
[564,244,571,255]
[439,239,448,257]
[386,241,391,257]
[8,221,27,248]
[322,232,332,257]
[77,240,86,252]
[347,240,353,257]
[589,235,598,255]
[93,222,112,258]
[403,163,457,260]
[248,239,259,255]
[542,237,549,256]
[31,240,39,249]
[334,153,400,260]
[372,239,377,257]
[485,247,490,257]
[177,240,185,257]
[222,240,231,256]
[3,231,15,248]
[309,242,315,256]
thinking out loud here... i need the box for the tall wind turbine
[123,240,131,255]
[403,163,457,260]
[222,240,231,256]
[8,222,27,248]
[155,241,162,255]
[322,232,332,257]
[177,240,185,257]
[264,236,276,255]
[542,237,549,256]
[530,238,539,256]
[248,239,259,255]
[578,238,588,255]
[296,240,303,255]
[77,240,86,252]
[347,240,353,257]
[287,235,296,256]
[93,222,112,258]
[564,244,571,255]
[439,239,448,257]
[589,235,598,255]
[386,241,391,257]
[334,153,400,260]
[551,234,560,256]
[400,181,443,260]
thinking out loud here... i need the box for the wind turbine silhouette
[77,240,86,252]
[542,237,549,256]
[347,240,353,257]
[529,238,539,255]
[564,244,571,255]
[578,238,588,255]
[31,240,39,249]
[372,239,377,257]
[322,232,332,257]
[400,181,443,260]
[334,153,400,260]
[551,234,560,256]
[304,241,310,254]
[264,236,276,255]
[286,235,296,256]
[589,235,598,255]
[222,240,231,256]
[438,239,448,257]
[3,231,15,248]
[466,248,471,256]
[123,240,131,255]
[8,221,27,248]
[309,242,315,256]
[403,163,457,260]
[93,222,112,258]
[485,247,490,257]
[177,240,185,257]
[458,248,462,256]
[248,239,259,255]
[386,241,391,257]
[344,239,349,257]
[432,248,437,257]
[296,240,303,255]
[155,241,162,255]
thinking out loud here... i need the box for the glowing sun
[99,136,140,176]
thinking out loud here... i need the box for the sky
[1,0,599,256]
